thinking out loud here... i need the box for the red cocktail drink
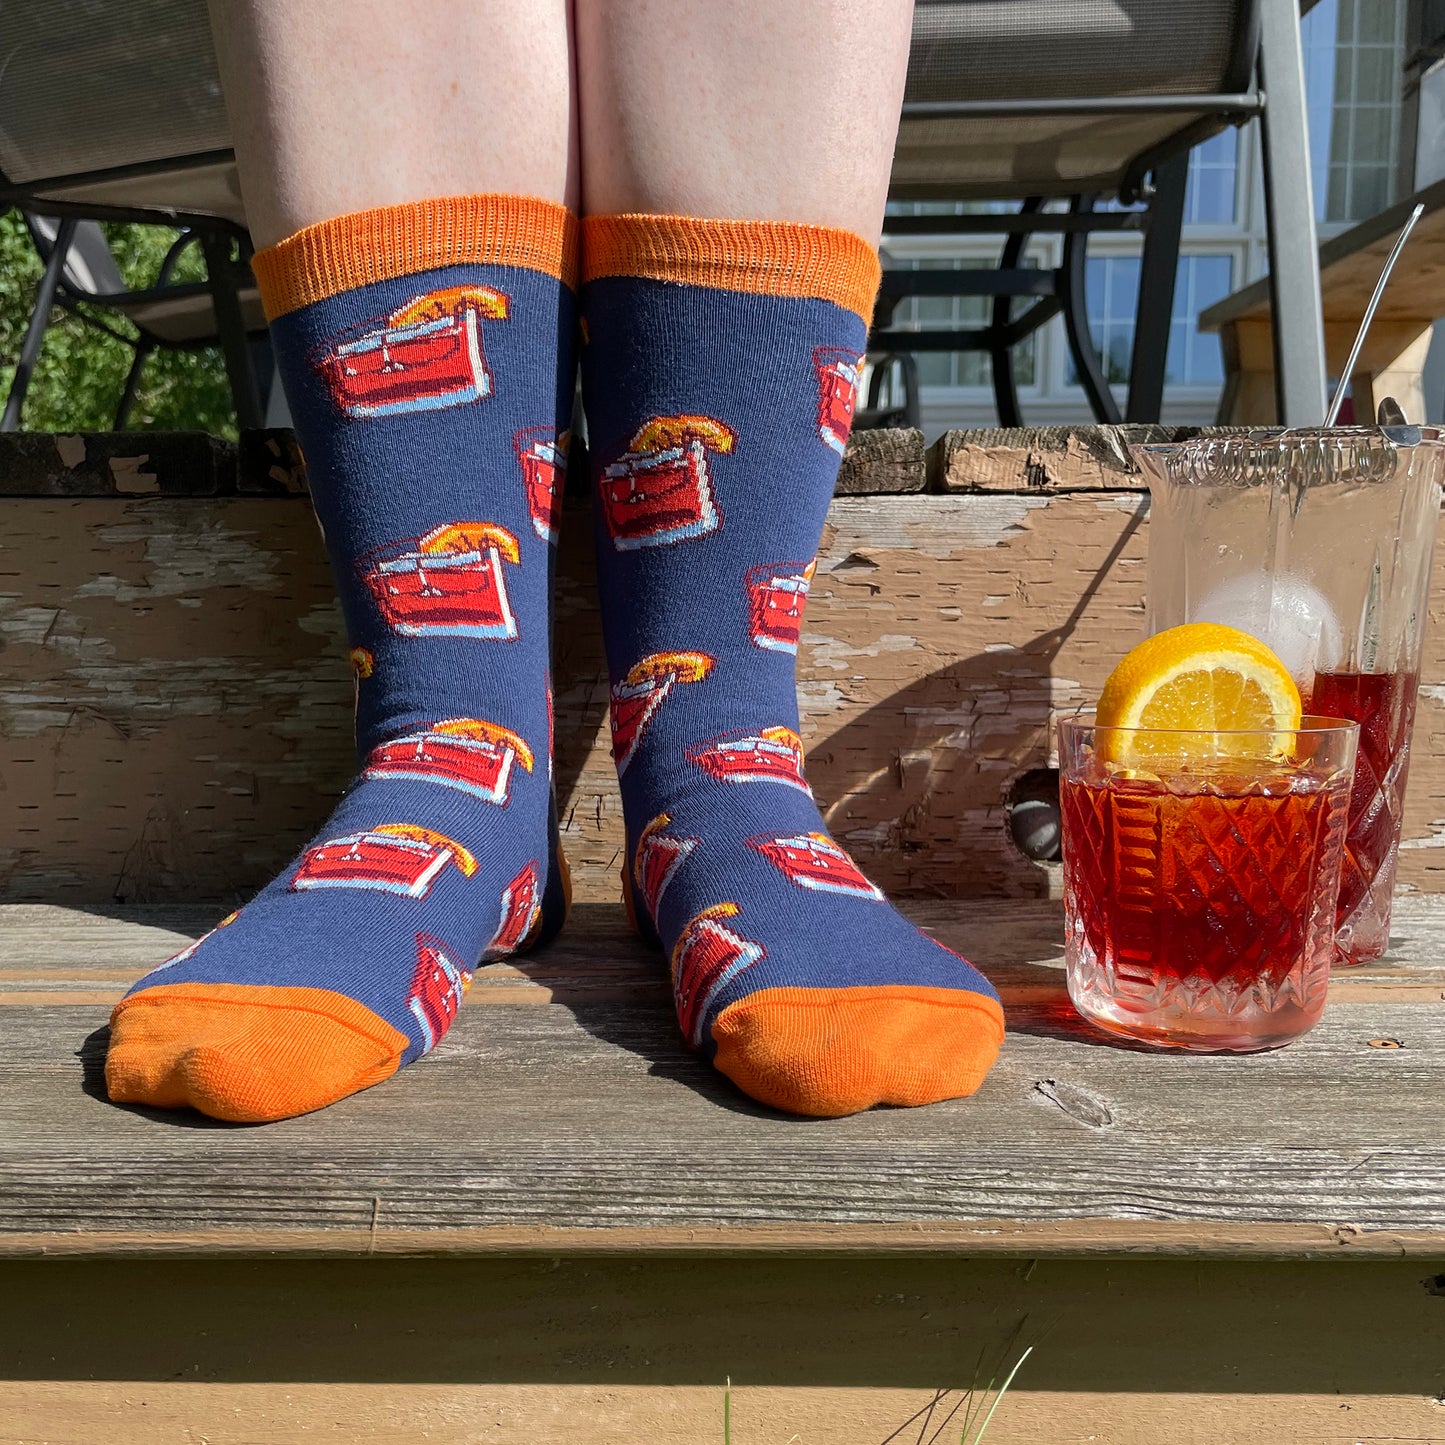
[1135,428,1445,967]
[1307,669,1420,962]
[1059,719,1355,1051]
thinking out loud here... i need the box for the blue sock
[106,196,576,1121]
[580,213,1004,1116]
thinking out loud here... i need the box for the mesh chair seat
[895,0,1257,198]
[3,0,1256,216]
[0,0,236,221]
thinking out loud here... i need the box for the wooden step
[5,895,1443,1259]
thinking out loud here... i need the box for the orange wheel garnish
[669,902,742,975]
[759,725,803,749]
[1095,622,1302,765]
[417,522,521,564]
[372,824,479,876]
[389,285,510,327]
[628,415,736,455]
[430,718,534,771]
[634,811,673,883]
[623,650,715,687]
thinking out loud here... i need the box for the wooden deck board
[3,898,1443,1259]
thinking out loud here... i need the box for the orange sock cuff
[253,194,580,320]
[582,213,880,328]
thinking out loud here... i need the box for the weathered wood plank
[7,445,1445,905]
[2,895,1443,1255]
[1201,176,1445,328]
[4,897,1443,1004]
[835,425,926,493]
[4,1256,1442,1443]
[923,424,1262,492]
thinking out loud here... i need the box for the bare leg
[208,0,577,247]
[106,4,581,1123]
[575,0,912,244]
[572,4,1003,1118]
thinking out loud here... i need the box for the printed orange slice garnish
[1095,622,1302,765]
[669,902,743,973]
[389,286,511,327]
[758,725,803,751]
[628,415,737,455]
[635,811,674,879]
[371,823,479,876]
[417,522,521,564]
[430,718,535,771]
[623,650,716,687]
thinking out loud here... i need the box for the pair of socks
[104,196,1004,1123]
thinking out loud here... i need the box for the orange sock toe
[105,984,410,1123]
[711,986,1005,1118]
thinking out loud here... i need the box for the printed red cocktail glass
[1058,717,1357,1051]
[1136,428,1445,963]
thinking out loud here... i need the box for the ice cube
[1193,573,1343,682]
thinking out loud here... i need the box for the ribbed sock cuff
[253,194,579,320]
[581,213,880,327]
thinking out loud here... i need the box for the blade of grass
[724,1376,731,1445]
[967,1345,1033,1444]
[952,1344,989,1444]
[954,1317,1026,1445]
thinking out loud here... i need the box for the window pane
[1184,128,1237,225]
[1067,253,1233,390]
[1165,254,1234,385]
[884,252,1040,391]
[915,352,954,387]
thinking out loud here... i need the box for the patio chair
[874,0,1327,427]
[2,214,268,431]
[0,0,263,427]
[0,0,1327,430]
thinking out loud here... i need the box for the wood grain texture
[927,424,1198,492]
[835,425,926,493]
[1,902,1443,1257]
[6,896,1445,1006]
[1202,176,1445,327]
[6,439,1445,905]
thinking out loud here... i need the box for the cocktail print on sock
[599,415,735,550]
[671,903,766,1050]
[687,725,811,793]
[319,285,511,419]
[516,425,566,545]
[363,719,534,805]
[290,824,479,899]
[748,832,883,900]
[610,650,716,775]
[150,909,241,973]
[634,812,699,918]
[814,346,861,455]
[361,522,521,640]
[746,559,815,654]
[485,860,544,958]
[407,933,473,1054]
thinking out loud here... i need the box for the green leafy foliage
[0,208,237,436]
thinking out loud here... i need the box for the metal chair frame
[872,0,1327,429]
[0,189,267,431]
[0,0,1327,432]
